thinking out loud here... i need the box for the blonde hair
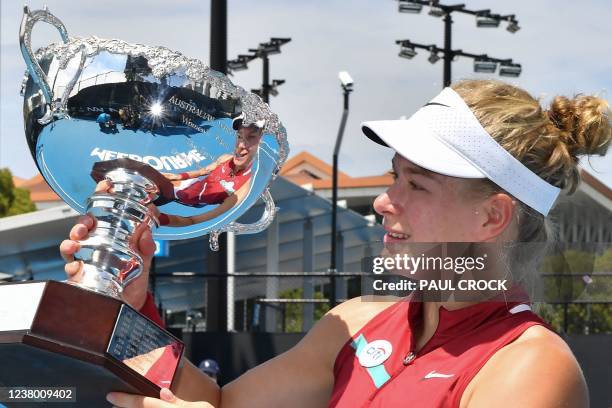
[451,79,611,242]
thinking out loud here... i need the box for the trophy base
[0,281,184,407]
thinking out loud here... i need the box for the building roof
[281,151,351,180]
[13,173,60,202]
[10,151,611,206]
[280,151,393,189]
[12,176,26,186]
[581,170,612,201]
[0,177,385,312]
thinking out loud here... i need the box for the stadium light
[394,1,521,86]
[428,1,445,17]
[228,37,291,104]
[398,42,418,59]
[507,18,520,33]
[398,0,422,13]
[269,79,286,97]
[499,63,522,77]
[428,48,440,63]
[474,58,497,73]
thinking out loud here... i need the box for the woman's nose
[373,190,398,217]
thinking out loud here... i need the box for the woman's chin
[234,156,252,168]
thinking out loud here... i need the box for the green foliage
[278,287,330,333]
[539,248,612,334]
[7,187,37,216]
[0,169,16,216]
[594,248,612,271]
[0,168,36,218]
[538,303,612,335]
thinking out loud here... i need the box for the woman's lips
[383,231,411,243]
[234,150,249,159]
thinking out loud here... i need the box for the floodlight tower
[395,0,522,87]
[228,38,291,104]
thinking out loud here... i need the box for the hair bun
[451,80,609,195]
[548,95,611,157]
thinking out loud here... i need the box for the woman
[157,120,263,227]
[61,80,610,407]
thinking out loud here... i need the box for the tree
[0,168,36,218]
[278,287,330,333]
[539,248,612,334]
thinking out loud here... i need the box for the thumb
[159,388,179,403]
[139,228,156,258]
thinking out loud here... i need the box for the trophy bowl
[20,6,288,243]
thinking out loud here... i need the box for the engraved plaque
[108,305,183,389]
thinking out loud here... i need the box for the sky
[1,0,611,188]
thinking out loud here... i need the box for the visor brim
[361,119,485,179]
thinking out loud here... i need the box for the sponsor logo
[423,102,450,108]
[423,370,455,380]
[358,340,392,368]
[90,147,207,171]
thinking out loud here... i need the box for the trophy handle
[208,189,278,251]
[19,6,84,124]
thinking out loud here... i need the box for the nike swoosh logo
[423,102,450,108]
[423,370,455,379]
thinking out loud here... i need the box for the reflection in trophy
[0,6,288,406]
[159,116,265,227]
[19,5,287,241]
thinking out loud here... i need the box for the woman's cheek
[439,211,475,241]
[406,206,437,240]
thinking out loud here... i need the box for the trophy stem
[75,167,160,299]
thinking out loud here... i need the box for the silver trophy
[18,5,288,298]
[0,6,288,405]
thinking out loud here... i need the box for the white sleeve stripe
[508,304,531,314]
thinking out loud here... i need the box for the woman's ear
[477,193,517,241]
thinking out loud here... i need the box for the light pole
[395,0,522,87]
[227,38,291,104]
[208,0,228,332]
[330,71,353,308]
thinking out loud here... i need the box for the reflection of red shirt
[142,342,183,389]
[176,159,252,206]
[329,292,550,407]
[137,294,182,388]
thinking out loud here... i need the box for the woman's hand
[107,388,214,408]
[59,180,156,310]
[163,172,182,181]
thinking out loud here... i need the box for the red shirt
[329,294,551,407]
[176,159,252,206]
[139,291,164,327]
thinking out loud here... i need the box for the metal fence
[152,271,612,335]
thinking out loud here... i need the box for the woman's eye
[389,171,398,180]
[410,181,425,191]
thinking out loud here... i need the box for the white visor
[362,87,560,216]
[232,113,266,130]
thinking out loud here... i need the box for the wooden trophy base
[0,280,183,407]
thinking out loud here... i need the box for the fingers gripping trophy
[0,6,288,406]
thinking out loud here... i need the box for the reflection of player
[96,112,117,132]
[159,117,265,227]
[118,107,139,129]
